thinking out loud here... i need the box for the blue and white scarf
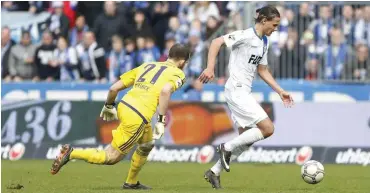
[325,44,346,80]
[108,50,130,82]
[314,19,333,45]
[69,25,89,47]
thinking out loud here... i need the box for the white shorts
[225,87,268,129]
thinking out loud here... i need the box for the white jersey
[223,27,269,94]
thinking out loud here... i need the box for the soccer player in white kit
[198,6,294,189]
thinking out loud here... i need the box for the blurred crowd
[2,1,370,85]
[1,1,240,88]
[264,3,370,81]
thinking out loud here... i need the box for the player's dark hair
[168,44,191,62]
[255,5,280,23]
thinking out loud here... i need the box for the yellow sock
[125,147,151,184]
[70,148,106,164]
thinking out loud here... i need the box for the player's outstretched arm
[198,36,225,83]
[257,65,294,108]
[106,80,127,105]
[158,83,173,116]
[100,81,127,121]
[153,83,174,140]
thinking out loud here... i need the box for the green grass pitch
[2,160,370,193]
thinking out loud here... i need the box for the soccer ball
[301,160,325,184]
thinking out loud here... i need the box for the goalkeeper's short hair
[168,44,191,62]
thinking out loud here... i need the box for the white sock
[210,160,223,176]
[211,144,251,176]
[224,127,264,151]
[230,144,251,162]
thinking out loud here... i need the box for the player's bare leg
[50,144,125,175]
[219,118,274,172]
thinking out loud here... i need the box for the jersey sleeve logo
[228,35,235,40]
[176,78,183,88]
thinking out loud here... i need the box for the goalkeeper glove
[153,114,165,140]
[100,102,118,121]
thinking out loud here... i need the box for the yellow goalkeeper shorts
[111,101,153,154]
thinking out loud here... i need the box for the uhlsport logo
[197,145,215,164]
[9,143,26,161]
[295,146,313,165]
[237,146,313,164]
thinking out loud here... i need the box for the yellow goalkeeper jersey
[119,60,186,123]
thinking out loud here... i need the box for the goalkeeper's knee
[136,141,154,157]
[104,146,125,165]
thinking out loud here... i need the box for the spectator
[1,27,15,81]
[119,1,150,21]
[107,35,131,83]
[53,36,80,81]
[178,1,191,26]
[187,29,204,77]
[305,58,319,80]
[93,1,127,51]
[205,16,221,39]
[137,36,160,64]
[335,5,356,45]
[301,30,317,59]
[191,19,204,39]
[151,2,171,51]
[2,1,17,11]
[270,5,289,59]
[76,2,103,28]
[344,44,370,80]
[76,31,106,83]
[159,37,176,62]
[129,9,153,38]
[28,1,49,14]
[34,31,58,81]
[1,1,29,12]
[145,36,161,61]
[309,5,334,54]
[69,15,89,47]
[228,7,243,31]
[355,6,364,21]
[278,28,301,78]
[165,16,187,44]
[226,2,244,17]
[324,28,352,80]
[47,1,70,40]
[285,9,295,27]
[62,1,78,28]
[8,31,38,82]
[355,6,370,47]
[187,2,220,24]
[292,3,314,39]
[136,36,146,64]
[123,38,137,69]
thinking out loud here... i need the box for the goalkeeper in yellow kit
[50,44,190,190]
